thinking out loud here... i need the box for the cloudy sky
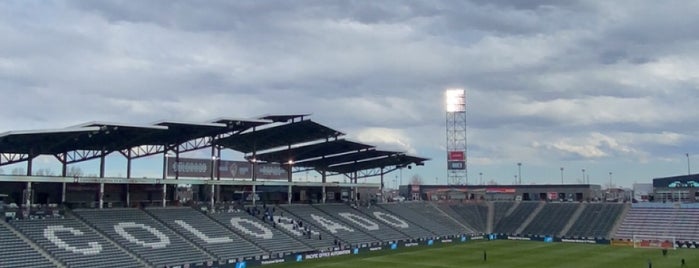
[2,0,699,188]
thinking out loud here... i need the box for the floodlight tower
[445,89,467,185]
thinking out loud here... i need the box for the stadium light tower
[445,88,467,185]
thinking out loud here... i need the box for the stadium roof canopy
[0,115,429,177]
[258,114,311,123]
[250,139,373,163]
[0,119,267,160]
[325,154,428,174]
[293,149,398,169]
[215,119,343,153]
[209,117,271,131]
[0,127,102,155]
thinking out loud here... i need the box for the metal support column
[99,150,105,209]
[322,185,326,204]
[25,181,32,209]
[210,144,216,208]
[162,181,166,208]
[210,182,215,210]
[61,159,67,204]
[287,184,292,205]
[99,182,104,209]
[126,150,131,208]
[252,184,257,206]
[380,168,385,203]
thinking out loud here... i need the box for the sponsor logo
[369,247,382,251]
[441,239,453,243]
[305,250,352,260]
[404,242,419,247]
[470,236,484,240]
[507,236,531,241]
[561,239,596,244]
[260,259,284,265]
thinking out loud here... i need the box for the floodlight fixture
[445,88,465,112]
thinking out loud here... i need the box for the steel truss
[0,153,30,166]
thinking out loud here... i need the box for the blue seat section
[145,207,265,262]
[566,203,624,239]
[10,216,142,268]
[354,205,435,239]
[312,204,409,242]
[74,208,213,268]
[280,204,380,247]
[522,203,578,236]
[209,209,313,256]
[493,202,539,235]
[0,222,55,268]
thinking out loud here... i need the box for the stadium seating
[521,203,579,236]
[378,202,460,236]
[355,205,435,239]
[10,216,143,268]
[404,202,475,234]
[614,207,699,241]
[493,202,540,234]
[208,209,313,255]
[312,203,409,242]
[280,204,381,246]
[73,208,212,267]
[442,203,488,233]
[566,203,625,238]
[492,201,515,228]
[260,206,338,250]
[0,222,55,268]
[145,207,266,261]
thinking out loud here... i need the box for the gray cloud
[2,0,699,186]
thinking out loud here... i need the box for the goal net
[632,235,676,249]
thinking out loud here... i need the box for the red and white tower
[445,89,467,185]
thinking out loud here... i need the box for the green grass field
[269,240,697,268]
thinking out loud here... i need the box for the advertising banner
[447,161,466,170]
[448,151,465,161]
[486,188,516,194]
[166,157,288,180]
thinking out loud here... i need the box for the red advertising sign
[486,188,516,194]
[448,151,465,161]
[411,185,421,192]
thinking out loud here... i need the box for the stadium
[1,114,699,268]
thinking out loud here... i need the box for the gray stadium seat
[74,208,213,268]
[10,216,143,268]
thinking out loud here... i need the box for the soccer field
[268,240,697,268]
